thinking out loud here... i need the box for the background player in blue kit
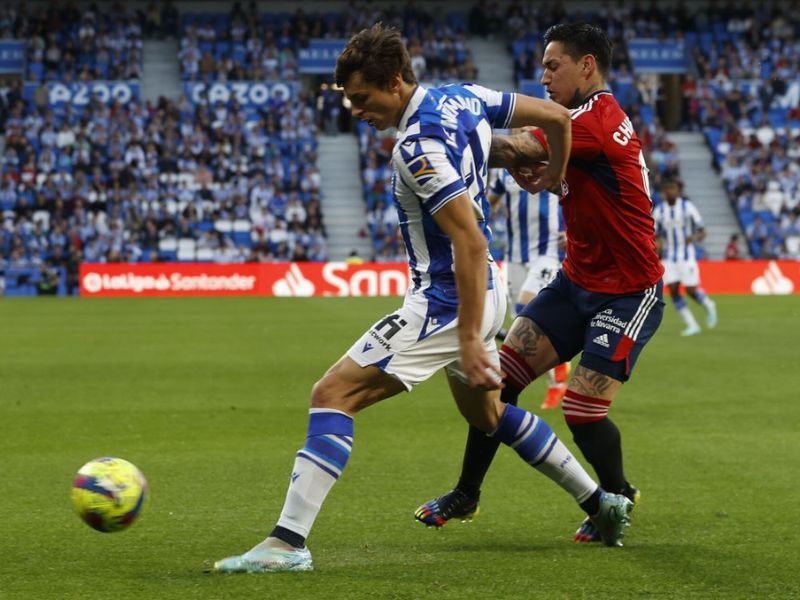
[213,23,632,574]
[489,166,571,409]
[653,178,718,336]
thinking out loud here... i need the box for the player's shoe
[541,385,567,409]
[212,541,313,573]
[554,361,571,384]
[575,487,640,544]
[414,488,479,528]
[706,302,718,328]
[584,492,632,547]
[681,324,701,336]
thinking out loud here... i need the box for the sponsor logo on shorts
[593,333,610,347]
[362,342,374,352]
[590,309,629,335]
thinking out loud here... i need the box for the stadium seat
[214,220,233,233]
[195,247,214,261]
[177,239,197,261]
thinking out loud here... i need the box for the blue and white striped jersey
[652,197,704,262]
[490,169,564,264]
[392,84,515,306]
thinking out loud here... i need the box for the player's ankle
[455,481,481,500]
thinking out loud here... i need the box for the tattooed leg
[503,317,561,378]
[565,364,629,494]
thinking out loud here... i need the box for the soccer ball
[71,457,148,533]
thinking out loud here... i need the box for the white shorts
[506,256,561,302]
[662,259,700,287]
[347,279,507,390]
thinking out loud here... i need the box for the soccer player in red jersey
[416,23,665,543]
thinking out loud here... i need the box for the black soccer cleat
[414,489,480,528]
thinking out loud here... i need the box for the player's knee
[309,373,346,409]
[458,394,504,433]
[562,390,611,425]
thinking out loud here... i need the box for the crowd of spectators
[0,83,326,294]
[179,3,476,84]
[690,7,800,258]
[356,121,405,262]
[3,2,146,83]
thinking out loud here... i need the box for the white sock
[275,409,353,539]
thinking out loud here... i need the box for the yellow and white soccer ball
[71,457,148,533]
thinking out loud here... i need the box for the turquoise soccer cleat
[575,487,640,545]
[213,541,313,573]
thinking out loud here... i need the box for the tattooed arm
[488,131,549,169]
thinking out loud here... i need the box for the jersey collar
[397,85,427,133]
[578,88,613,106]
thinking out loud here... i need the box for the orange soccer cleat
[540,385,567,410]
[553,361,571,384]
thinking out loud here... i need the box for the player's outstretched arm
[505,94,571,189]
[432,193,502,390]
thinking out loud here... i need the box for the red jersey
[532,91,664,294]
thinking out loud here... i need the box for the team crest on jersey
[399,142,439,185]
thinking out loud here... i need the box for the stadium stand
[691,7,800,258]
[179,5,475,84]
[23,3,143,83]
[2,1,799,295]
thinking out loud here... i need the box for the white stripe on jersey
[652,198,703,262]
[568,92,612,120]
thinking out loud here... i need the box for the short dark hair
[334,23,417,89]
[543,23,612,77]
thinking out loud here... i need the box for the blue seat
[232,231,252,247]
[27,62,44,81]
[769,108,788,128]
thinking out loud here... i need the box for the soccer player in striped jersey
[416,23,664,544]
[213,24,631,574]
[489,167,571,409]
[652,178,718,336]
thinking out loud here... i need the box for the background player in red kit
[415,23,665,544]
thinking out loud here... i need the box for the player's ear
[582,54,595,77]
[388,72,403,94]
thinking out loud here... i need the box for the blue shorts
[519,270,664,382]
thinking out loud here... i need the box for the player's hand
[460,337,503,390]
[509,163,563,196]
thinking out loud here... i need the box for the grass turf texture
[1,296,798,599]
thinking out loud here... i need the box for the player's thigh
[506,262,529,307]
[580,281,664,383]
[513,270,585,373]
[679,260,701,287]
[445,282,506,385]
[661,259,680,285]
[346,286,505,393]
[312,355,408,414]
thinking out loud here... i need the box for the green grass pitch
[1,296,798,599]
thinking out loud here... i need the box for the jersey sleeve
[652,205,665,236]
[686,201,704,229]
[393,137,466,215]
[462,83,516,129]
[530,111,602,159]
